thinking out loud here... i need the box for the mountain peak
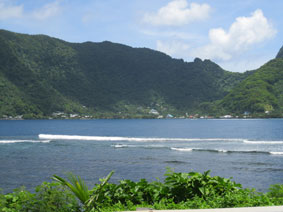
[276,46,283,59]
[194,58,202,63]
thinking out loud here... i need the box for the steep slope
[69,42,248,110]
[276,46,283,58]
[0,29,249,118]
[220,51,283,115]
[0,30,89,118]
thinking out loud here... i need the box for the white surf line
[243,140,283,144]
[171,148,227,153]
[0,140,51,143]
[170,148,281,155]
[270,152,283,155]
[38,134,244,142]
[111,144,168,148]
[171,147,193,152]
[111,144,129,148]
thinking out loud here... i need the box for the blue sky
[0,0,282,72]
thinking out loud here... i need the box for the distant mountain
[0,29,255,118]
[220,47,283,116]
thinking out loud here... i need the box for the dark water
[1,119,283,193]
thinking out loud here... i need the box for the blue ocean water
[0,119,283,193]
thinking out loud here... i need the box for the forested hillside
[276,46,283,59]
[0,29,251,118]
[220,50,283,116]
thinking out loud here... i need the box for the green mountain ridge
[193,48,283,117]
[276,46,283,58]
[0,29,282,118]
[220,50,283,116]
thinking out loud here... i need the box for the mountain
[0,29,252,118]
[220,46,283,116]
[276,46,283,59]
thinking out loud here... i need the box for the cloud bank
[0,0,61,21]
[143,0,211,26]
[143,7,277,71]
[194,9,276,60]
[31,1,61,21]
[0,1,23,20]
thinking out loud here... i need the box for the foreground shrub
[33,182,79,211]
[0,187,35,212]
[0,182,79,212]
[1,170,283,212]
[53,171,114,212]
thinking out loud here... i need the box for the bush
[0,182,79,212]
[0,187,35,212]
[1,170,283,211]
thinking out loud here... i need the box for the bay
[0,119,283,193]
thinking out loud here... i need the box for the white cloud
[32,1,61,21]
[194,9,276,60]
[0,1,23,20]
[157,40,190,58]
[143,0,211,26]
[0,0,61,22]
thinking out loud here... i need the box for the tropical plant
[52,173,90,205]
[86,171,114,210]
[163,169,241,202]
[52,171,114,211]
[268,184,283,198]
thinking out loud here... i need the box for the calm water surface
[0,119,283,193]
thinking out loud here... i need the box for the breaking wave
[171,147,193,152]
[270,152,283,155]
[243,140,283,144]
[112,144,129,148]
[170,147,283,155]
[38,134,246,142]
[0,140,51,144]
[37,134,283,154]
[111,144,168,149]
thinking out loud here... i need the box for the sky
[0,0,282,72]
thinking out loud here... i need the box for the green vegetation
[0,182,79,212]
[52,171,114,211]
[1,170,283,211]
[219,58,283,116]
[276,46,283,59]
[0,29,251,119]
[0,29,282,118]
